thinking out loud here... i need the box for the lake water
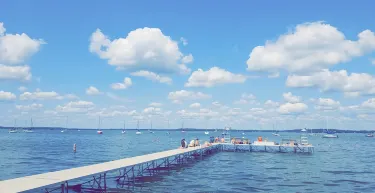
[1,129,374,192]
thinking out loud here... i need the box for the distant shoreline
[0,127,373,133]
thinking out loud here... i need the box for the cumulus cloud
[233,93,257,105]
[361,98,375,109]
[286,69,375,96]
[18,86,27,92]
[20,91,60,100]
[149,102,162,107]
[89,27,191,74]
[0,91,16,101]
[247,21,375,73]
[264,100,279,108]
[56,100,94,113]
[131,70,172,84]
[185,67,247,87]
[180,37,188,46]
[168,90,211,104]
[314,98,340,110]
[86,86,102,95]
[0,64,31,81]
[15,103,43,111]
[278,102,308,114]
[189,102,201,108]
[106,92,132,102]
[181,54,193,64]
[283,92,301,103]
[0,22,45,65]
[111,77,132,90]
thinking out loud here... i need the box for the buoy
[73,143,76,153]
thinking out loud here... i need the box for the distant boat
[272,124,280,136]
[322,118,337,138]
[97,116,103,134]
[9,119,18,133]
[366,133,374,137]
[204,131,209,135]
[23,118,34,133]
[122,121,126,134]
[215,129,218,132]
[322,134,338,138]
[136,120,142,135]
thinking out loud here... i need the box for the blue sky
[1,0,375,130]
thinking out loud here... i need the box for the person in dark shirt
[181,139,186,148]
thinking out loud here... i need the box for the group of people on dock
[180,138,215,149]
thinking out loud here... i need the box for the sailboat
[272,124,280,136]
[204,120,209,135]
[122,121,126,134]
[149,121,154,133]
[9,119,18,133]
[322,118,337,138]
[136,120,142,135]
[97,116,103,134]
[24,118,34,133]
[181,122,186,133]
[366,133,374,137]
[61,116,68,133]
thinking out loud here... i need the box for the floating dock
[0,141,314,193]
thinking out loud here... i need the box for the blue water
[1,129,375,192]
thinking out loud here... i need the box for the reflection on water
[1,130,375,192]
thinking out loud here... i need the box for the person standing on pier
[181,139,186,148]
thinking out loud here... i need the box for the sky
[1,0,375,130]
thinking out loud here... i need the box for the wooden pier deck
[0,144,219,193]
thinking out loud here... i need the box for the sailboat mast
[137,120,139,130]
[98,116,101,129]
[123,120,126,130]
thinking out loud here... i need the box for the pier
[0,142,313,193]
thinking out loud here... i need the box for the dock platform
[0,144,220,193]
[0,142,314,193]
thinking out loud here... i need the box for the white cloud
[64,94,79,100]
[20,91,61,100]
[0,22,45,65]
[278,102,308,114]
[143,107,161,114]
[131,70,172,84]
[0,91,16,101]
[189,102,201,108]
[315,98,341,110]
[168,90,211,103]
[286,69,375,96]
[180,37,188,46]
[106,92,131,102]
[234,93,257,105]
[149,102,162,107]
[264,100,279,108]
[15,103,43,111]
[371,59,375,65]
[233,99,248,105]
[86,86,102,95]
[362,98,375,109]
[241,93,256,100]
[181,54,193,64]
[283,92,301,103]
[89,28,191,74]
[247,21,375,73]
[18,86,27,92]
[111,77,132,90]
[185,67,247,87]
[0,64,31,81]
[56,100,94,113]
[268,72,280,78]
